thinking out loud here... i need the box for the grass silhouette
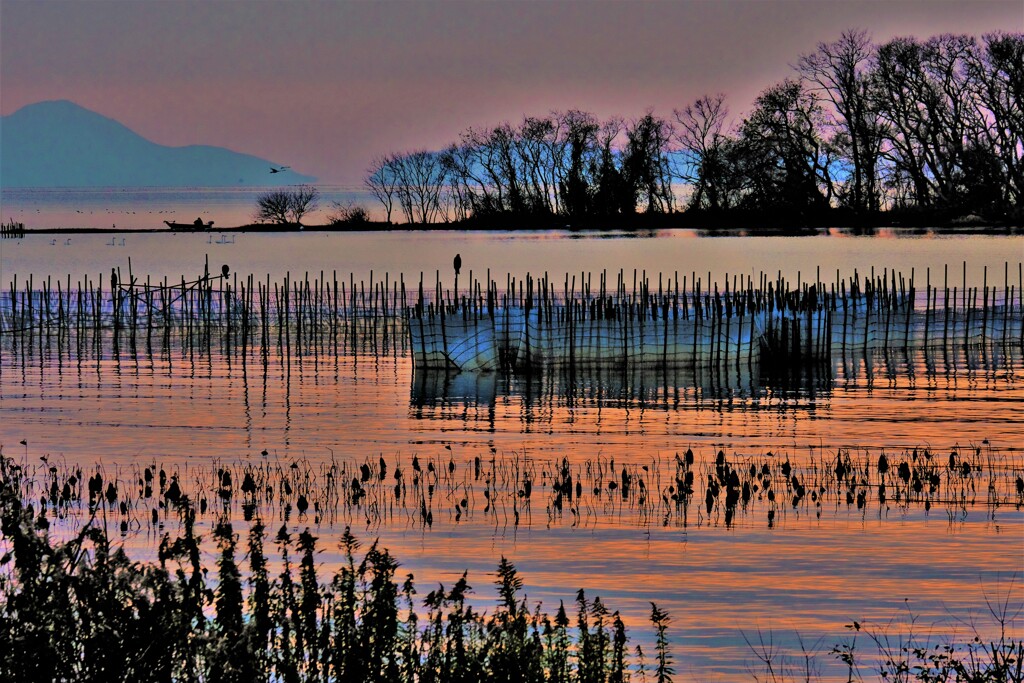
[2,452,1020,681]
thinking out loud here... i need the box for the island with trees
[347,30,1021,232]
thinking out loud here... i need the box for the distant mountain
[0,100,315,187]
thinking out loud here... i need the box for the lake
[1,185,375,231]
[2,213,1023,680]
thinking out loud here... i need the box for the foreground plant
[0,453,674,682]
[3,450,1020,682]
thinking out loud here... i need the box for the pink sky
[2,0,1021,185]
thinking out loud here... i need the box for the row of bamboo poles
[1,219,26,239]
[1,259,410,360]
[3,262,1023,371]
[410,263,1024,371]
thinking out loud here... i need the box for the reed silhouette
[0,451,676,682]
[2,451,1019,682]
[5,438,1019,545]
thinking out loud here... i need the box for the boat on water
[164,219,214,231]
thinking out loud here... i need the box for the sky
[2,0,1021,186]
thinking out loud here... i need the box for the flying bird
[269,166,291,174]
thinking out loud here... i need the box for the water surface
[2,228,1022,681]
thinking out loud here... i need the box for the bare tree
[352,29,1019,223]
[253,189,290,224]
[288,185,320,225]
[255,185,319,225]
[969,32,1024,209]
[870,34,984,209]
[327,200,370,225]
[490,123,527,214]
[365,155,400,223]
[255,190,292,224]
[591,117,628,215]
[439,144,476,221]
[622,112,676,213]
[798,29,883,211]
[737,79,837,209]
[393,150,448,223]
[556,110,600,218]
[674,94,731,210]
[444,125,510,216]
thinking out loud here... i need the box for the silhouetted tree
[961,32,1024,214]
[255,186,320,225]
[491,123,530,214]
[442,118,564,218]
[870,35,982,210]
[255,190,292,224]
[798,29,884,211]
[674,94,731,211]
[443,128,507,217]
[438,144,475,221]
[517,115,561,214]
[590,118,629,215]
[393,151,448,223]
[737,79,836,210]
[557,110,600,218]
[621,112,676,213]
[288,185,320,225]
[366,155,401,223]
[327,201,370,226]
[362,29,1021,224]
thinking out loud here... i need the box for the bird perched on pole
[454,253,462,276]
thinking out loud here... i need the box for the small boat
[165,220,214,231]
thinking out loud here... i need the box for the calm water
[2,185,374,230]
[2,218,1023,680]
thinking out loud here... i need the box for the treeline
[365,30,1022,226]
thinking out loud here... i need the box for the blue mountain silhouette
[0,100,315,187]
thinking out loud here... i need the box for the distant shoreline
[13,221,1023,237]
[7,203,1021,236]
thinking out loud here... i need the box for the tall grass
[1,452,1020,682]
[0,453,670,682]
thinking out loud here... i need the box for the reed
[1,453,1019,682]
[0,452,668,683]
[8,441,1021,543]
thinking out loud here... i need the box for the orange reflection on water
[3,337,1022,468]
[361,514,1021,680]
[2,321,1022,681]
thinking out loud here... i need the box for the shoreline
[13,223,1023,236]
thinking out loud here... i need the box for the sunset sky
[2,0,1021,185]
